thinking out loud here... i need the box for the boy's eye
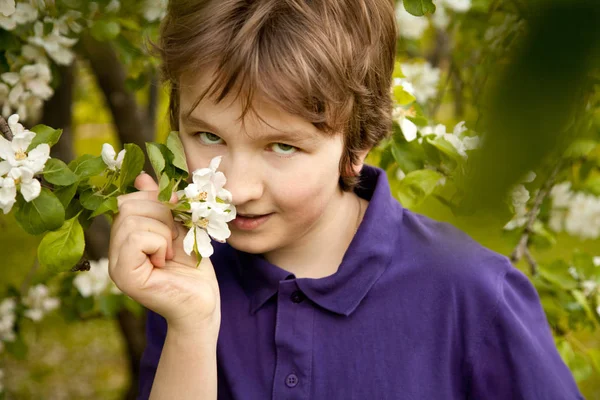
[197,132,223,144]
[271,143,298,155]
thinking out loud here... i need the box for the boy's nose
[220,156,264,206]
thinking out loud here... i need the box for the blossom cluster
[503,172,538,230]
[22,283,60,322]
[0,1,80,119]
[73,258,122,298]
[549,182,600,240]
[0,114,50,213]
[175,156,236,259]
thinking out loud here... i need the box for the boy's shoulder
[386,207,515,302]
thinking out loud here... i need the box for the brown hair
[153,0,397,191]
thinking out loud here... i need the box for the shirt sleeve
[137,309,168,400]
[468,265,584,400]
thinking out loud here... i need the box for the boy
[108,0,584,399]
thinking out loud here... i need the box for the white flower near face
[74,258,122,298]
[22,284,60,322]
[28,21,78,65]
[0,0,15,17]
[0,115,50,176]
[142,0,167,22]
[0,1,36,31]
[0,298,17,345]
[184,156,233,203]
[399,62,441,104]
[395,2,430,40]
[101,143,126,171]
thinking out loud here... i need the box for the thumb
[134,172,159,192]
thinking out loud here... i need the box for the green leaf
[91,20,121,41]
[54,182,79,208]
[80,188,106,211]
[158,174,175,202]
[119,143,145,191]
[28,125,62,151]
[38,216,85,273]
[403,0,436,16]
[572,250,595,280]
[564,139,597,159]
[571,290,599,327]
[530,220,557,250]
[146,142,166,177]
[391,140,425,173]
[15,188,65,235]
[42,158,78,186]
[166,131,189,175]
[539,260,578,290]
[396,169,443,209]
[90,197,119,218]
[426,136,463,162]
[393,86,416,106]
[69,155,106,179]
[584,175,600,196]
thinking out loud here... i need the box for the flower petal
[400,118,418,142]
[26,143,50,173]
[209,155,222,171]
[20,178,41,201]
[101,143,117,169]
[207,219,231,242]
[183,227,195,256]
[195,227,214,258]
[115,149,126,169]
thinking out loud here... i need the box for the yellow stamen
[197,218,209,229]
[15,150,27,160]
[194,191,208,201]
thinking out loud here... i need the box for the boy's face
[178,71,358,256]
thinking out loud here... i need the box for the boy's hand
[108,173,221,337]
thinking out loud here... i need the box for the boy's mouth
[232,213,273,231]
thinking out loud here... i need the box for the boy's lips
[231,213,273,231]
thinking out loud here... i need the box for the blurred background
[0,0,599,398]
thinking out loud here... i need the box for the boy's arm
[149,324,218,400]
[467,266,584,399]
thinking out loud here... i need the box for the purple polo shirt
[138,165,582,399]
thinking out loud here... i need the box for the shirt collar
[233,164,403,316]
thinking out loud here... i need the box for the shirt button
[285,373,299,388]
[290,290,305,303]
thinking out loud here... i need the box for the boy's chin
[226,233,277,255]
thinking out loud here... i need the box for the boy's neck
[263,191,368,279]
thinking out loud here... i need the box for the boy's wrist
[166,314,221,342]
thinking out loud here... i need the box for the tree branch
[0,116,13,140]
[510,161,563,274]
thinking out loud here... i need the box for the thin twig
[510,161,563,274]
[0,115,13,141]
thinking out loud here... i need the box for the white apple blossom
[0,1,37,31]
[101,143,126,171]
[438,0,471,13]
[142,0,167,22]
[22,284,60,322]
[399,62,440,104]
[176,156,236,259]
[0,114,50,177]
[21,44,49,65]
[582,280,597,297]
[548,182,600,240]
[52,10,83,35]
[392,105,418,142]
[74,258,122,298]
[395,2,430,40]
[597,305,600,318]
[0,0,15,17]
[431,4,450,30]
[421,121,480,158]
[0,298,17,345]
[593,257,600,267]
[0,176,16,214]
[28,20,78,65]
[106,0,121,13]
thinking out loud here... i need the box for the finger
[114,199,179,241]
[110,231,168,292]
[135,172,159,192]
[112,215,175,261]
